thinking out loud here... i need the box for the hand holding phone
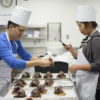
[59,40,66,46]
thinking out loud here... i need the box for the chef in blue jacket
[0,6,51,96]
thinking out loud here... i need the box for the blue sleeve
[16,41,32,61]
[0,40,26,69]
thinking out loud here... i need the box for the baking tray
[15,73,70,80]
[12,79,74,90]
[4,72,79,100]
[5,87,78,100]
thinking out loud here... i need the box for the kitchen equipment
[35,61,68,73]
[5,83,77,100]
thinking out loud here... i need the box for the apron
[76,48,99,100]
[0,32,18,96]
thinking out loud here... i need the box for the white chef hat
[76,5,96,22]
[9,6,32,27]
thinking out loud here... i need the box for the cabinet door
[47,23,61,41]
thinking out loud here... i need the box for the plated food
[37,84,47,94]
[33,72,42,78]
[30,78,39,87]
[54,86,66,96]
[43,71,53,79]
[14,89,26,98]
[8,71,74,99]
[26,98,33,100]
[31,87,41,98]
[14,79,26,87]
[44,77,53,86]
[57,71,66,78]
[12,86,22,94]
[22,72,30,78]
[17,71,68,80]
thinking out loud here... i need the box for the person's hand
[64,44,73,52]
[49,58,54,67]
[68,64,79,74]
[39,58,51,67]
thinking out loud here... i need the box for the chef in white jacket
[0,6,51,96]
[65,5,100,100]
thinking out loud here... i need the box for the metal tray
[15,73,70,80]
[5,87,78,100]
[4,72,79,100]
[12,79,74,90]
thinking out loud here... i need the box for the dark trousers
[96,90,100,100]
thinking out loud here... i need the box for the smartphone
[59,40,66,46]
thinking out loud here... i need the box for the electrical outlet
[66,34,69,39]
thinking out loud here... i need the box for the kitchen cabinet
[22,24,47,40]
[0,25,7,33]
[47,23,61,41]
[20,24,47,47]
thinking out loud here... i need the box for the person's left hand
[68,64,79,74]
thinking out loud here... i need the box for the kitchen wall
[0,0,100,55]
[17,0,100,46]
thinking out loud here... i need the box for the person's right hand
[64,44,73,53]
[38,58,51,67]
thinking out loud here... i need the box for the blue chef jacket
[0,32,32,69]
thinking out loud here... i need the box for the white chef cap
[76,5,96,22]
[9,6,32,27]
